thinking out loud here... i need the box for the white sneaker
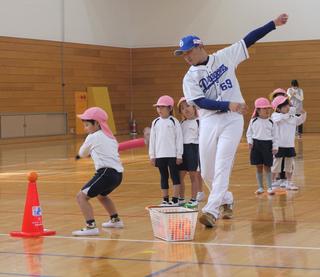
[178,198,186,206]
[280,180,287,188]
[102,218,124,228]
[272,180,282,187]
[72,227,99,236]
[286,182,299,191]
[196,192,205,202]
[184,200,198,208]
[267,188,275,195]
[255,188,264,195]
[168,201,179,207]
[160,200,170,206]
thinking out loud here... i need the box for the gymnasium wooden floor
[0,134,320,276]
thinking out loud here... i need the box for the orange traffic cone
[10,172,56,237]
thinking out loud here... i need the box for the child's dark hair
[82,119,96,125]
[291,79,299,87]
[253,108,260,118]
[276,99,289,112]
[169,107,173,116]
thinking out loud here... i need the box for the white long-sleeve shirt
[246,117,278,150]
[79,130,124,172]
[271,112,307,148]
[180,119,199,144]
[149,116,183,159]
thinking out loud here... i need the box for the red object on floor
[10,172,56,237]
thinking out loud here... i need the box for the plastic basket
[147,206,198,241]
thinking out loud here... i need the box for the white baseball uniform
[183,40,249,218]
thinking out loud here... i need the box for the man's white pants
[199,112,244,218]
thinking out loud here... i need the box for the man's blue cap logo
[174,35,202,56]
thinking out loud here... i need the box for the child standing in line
[149,95,183,206]
[287,80,304,138]
[271,96,307,190]
[73,107,124,236]
[269,88,296,185]
[177,97,205,208]
[246,98,278,195]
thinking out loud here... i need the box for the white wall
[0,0,319,47]
[0,0,133,47]
[64,0,132,47]
[0,0,63,41]
[129,0,320,47]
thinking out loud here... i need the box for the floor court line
[2,233,320,251]
[0,249,320,272]
[145,262,186,277]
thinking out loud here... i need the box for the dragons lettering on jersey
[199,64,228,93]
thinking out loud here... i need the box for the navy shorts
[179,144,200,172]
[81,168,122,198]
[250,139,273,167]
[275,147,296,158]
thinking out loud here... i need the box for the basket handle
[145,205,163,210]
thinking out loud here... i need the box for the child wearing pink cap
[73,107,124,236]
[271,96,307,190]
[246,98,278,195]
[149,95,183,206]
[177,97,204,208]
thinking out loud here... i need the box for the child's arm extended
[78,137,92,158]
[271,112,291,123]
[296,110,307,126]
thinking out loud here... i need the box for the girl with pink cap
[177,97,204,208]
[72,107,124,236]
[271,96,307,190]
[246,98,278,195]
[149,95,183,206]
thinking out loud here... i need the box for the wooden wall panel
[132,40,320,132]
[0,37,131,136]
[0,36,319,141]
[62,42,131,134]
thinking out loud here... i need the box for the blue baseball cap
[174,35,203,56]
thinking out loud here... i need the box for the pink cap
[251,97,272,118]
[269,88,287,100]
[153,95,174,107]
[272,96,288,109]
[77,107,115,139]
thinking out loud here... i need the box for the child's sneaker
[184,200,198,209]
[267,188,275,195]
[220,203,233,219]
[72,226,99,236]
[160,200,170,206]
[168,201,179,207]
[178,198,186,206]
[272,180,282,187]
[196,191,205,202]
[102,218,124,228]
[255,188,264,195]
[286,182,299,191]
[199,212,216,227]
[280,180,287,188]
